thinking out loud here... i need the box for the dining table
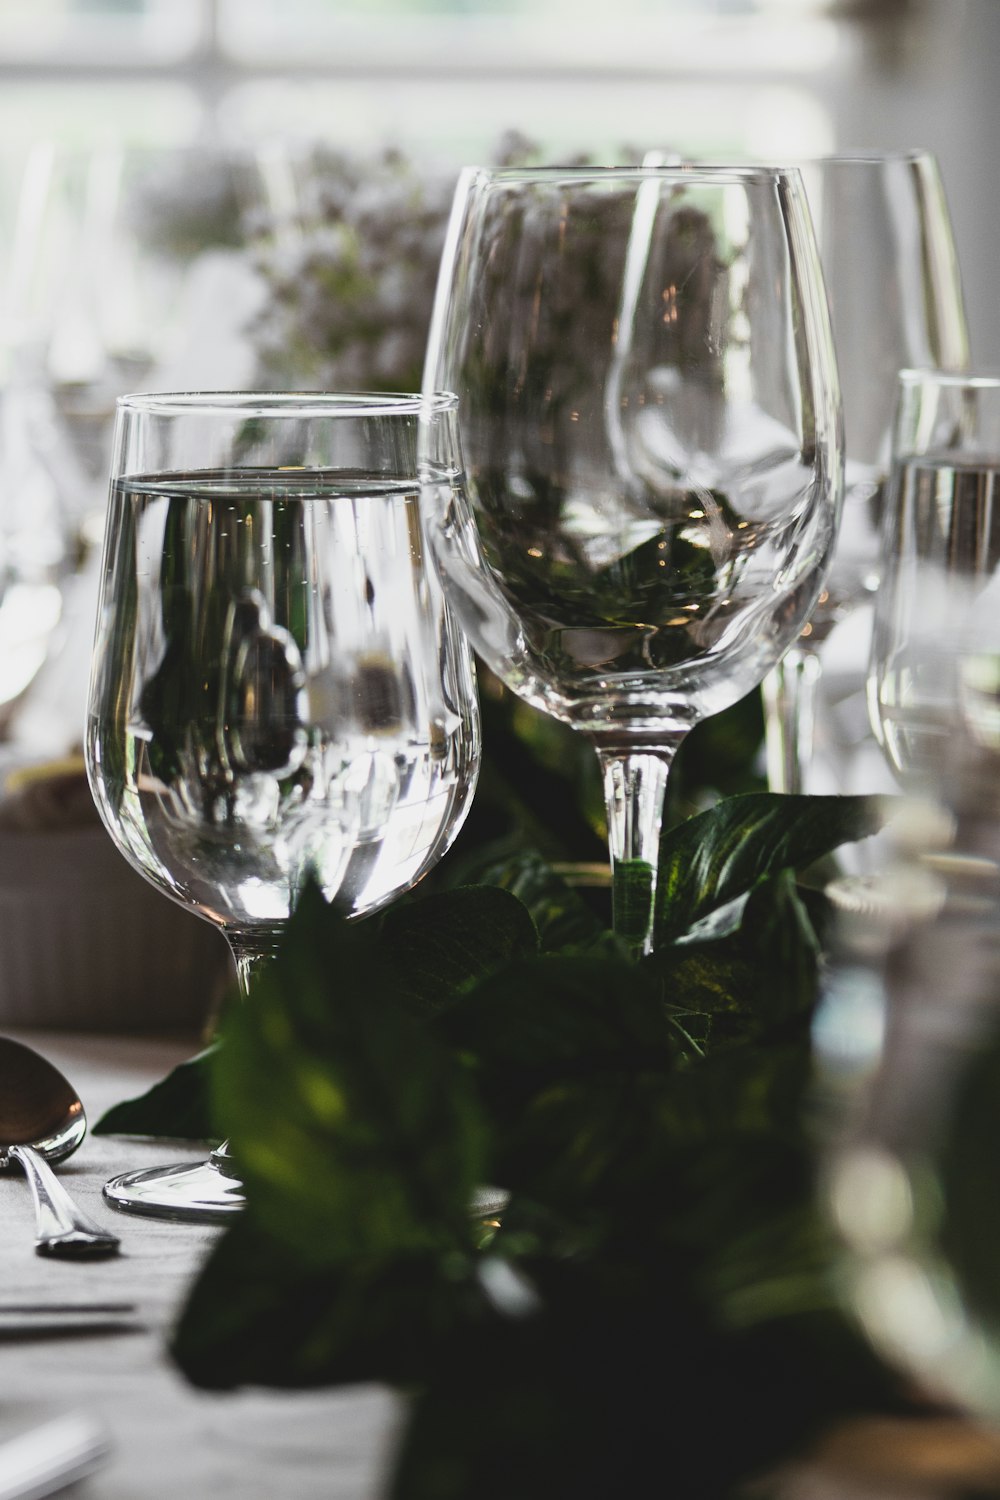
[0,1028,402,1499]
[3,1027,1000,1500]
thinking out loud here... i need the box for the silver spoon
[0,1037,120,1259]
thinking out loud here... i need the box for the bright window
[0,0,839,161]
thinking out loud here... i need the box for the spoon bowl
[0,1036,119,1258]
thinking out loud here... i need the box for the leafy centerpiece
[99,789,917,1498]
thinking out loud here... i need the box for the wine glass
[867,369,1000,811]
[0,143,294,746]
[419,164,842,955]
[85,391,481,1221]
[4,141,290,557]
[822,369,1000,1423]
[760,151,969,795]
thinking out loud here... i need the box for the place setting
[2,107,1000,1500]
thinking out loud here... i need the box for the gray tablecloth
[0,1031,401,1499]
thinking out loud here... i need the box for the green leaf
[380,883,539,1016]
[648,869,821,1053]
[212,881,534,1265]
[655,791,891,944]
[435,953,679,1216]
[458,849,605,952]
[92,1045,219,1140]
[389,1255,907,1500]
[435,951,673,1086]
[172,1211,512,1392]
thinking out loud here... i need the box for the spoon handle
[8,1145,120,1259]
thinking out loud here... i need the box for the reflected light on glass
[813,963,886,1078]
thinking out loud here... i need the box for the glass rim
[463,163,803,188]
[790,148,937,167]
[898,367,999,390]
[115,391,458,419]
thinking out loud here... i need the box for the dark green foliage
[144,790,910,1498]
[94,1045,220,1141]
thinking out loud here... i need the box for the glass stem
[211,926,285,1175]
[594,742,680,958]
[762,645,823,796]
[227,926,286,1003]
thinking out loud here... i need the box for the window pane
[218,0,834,72]
[0,84,202,149]
[220,75,833,164]
[0,0,203,63]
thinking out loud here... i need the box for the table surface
[2,1030,997,1500]
[0,1030,401,1500]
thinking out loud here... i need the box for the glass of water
[85,391,481,1221]
[825,370,1000,1421]
[867,369,1000,811]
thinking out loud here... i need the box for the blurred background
[0,0,994,772]
[1,0,996,348]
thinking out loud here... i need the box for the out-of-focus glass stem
[594,743,679,958]
[762,645,823,796]
[210,926,285,1175]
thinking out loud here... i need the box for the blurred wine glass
[761,151,969,795]
[822,369,1000,1423]
[4,141,286,552]
[420,164,842,955]
[868,369,1000,807]
[0,141,292,743]
[86,391,480,1221]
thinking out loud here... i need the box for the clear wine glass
[823,369,1000,1425]
[85,391,481,1221]
[419,164,842,955]
[4,141,290,556]
[761,151,969,795]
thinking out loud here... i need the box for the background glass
[824,369,1000,1422]
[761,152,969,795]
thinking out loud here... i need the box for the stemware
[0,143,292,739]
[823,369,1000,1421]
[419,164,842,955]
[85,391,481,1221]
[3,141,289,556]
[761,151,969,794]
[868,369,1000,806]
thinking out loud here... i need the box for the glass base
[469,1185,509,1219]
[103,1156,245,1223]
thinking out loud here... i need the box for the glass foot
[470,1185,509,1219]
[103,1156,245,1223]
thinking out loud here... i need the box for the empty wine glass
[85,392,481,1221]
[419,164,842,955]
[761,151,969,795]
[4,141,289,556]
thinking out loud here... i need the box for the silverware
[0,1302,139,1337]
[0,1413,110,1500]
[0,1037,120,1258]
